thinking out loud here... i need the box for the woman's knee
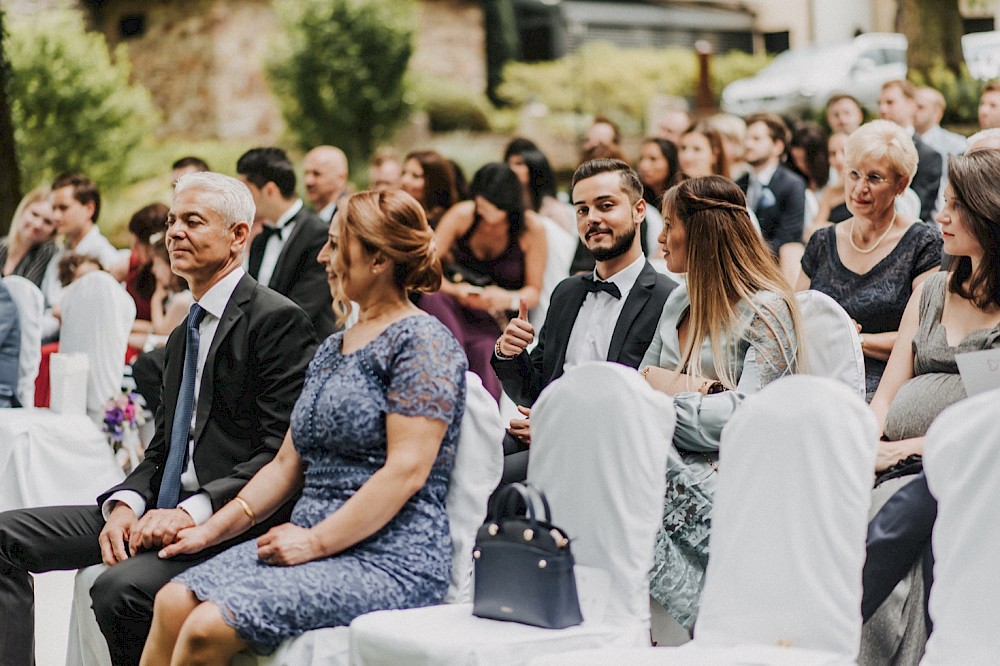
[175,602,243,661]
[152,582,197,619]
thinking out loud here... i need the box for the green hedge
[498,42,770,132]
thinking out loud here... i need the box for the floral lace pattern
[644,286,798,630]
[174,315,467,654]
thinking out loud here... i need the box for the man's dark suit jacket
[862,472,936,628]
[911,135,943,222]
[248,206,336,340]
[98,273,318,512]
[737,164,807,256]
[492,261,676,407]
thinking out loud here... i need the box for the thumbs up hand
[496,299,534,359]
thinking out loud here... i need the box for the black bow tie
[259,224,282,242]
[584,277,621,300]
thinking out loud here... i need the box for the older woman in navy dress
[140,190,467,663]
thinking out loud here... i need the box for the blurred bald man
[303,145,349,223]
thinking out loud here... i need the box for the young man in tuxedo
[491,159,677,483]
[0,172,318,666]
[737,113,807,287]
[239,146,337,339]
[878,80,943,221]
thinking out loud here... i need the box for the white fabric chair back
[444,371,504,603]
[694,376,876,659]
[528,216,576,337]
[922,388,1000,665]
[529,362,673,627]
[795,290,866,398]
[3,275,44,407]
[59,271,136,420]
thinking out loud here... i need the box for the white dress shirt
[103,267,246,525]
[562,254,645,371]
[256,199,302,288]
[318,201,337,224]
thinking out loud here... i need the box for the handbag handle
[491,482,552,528]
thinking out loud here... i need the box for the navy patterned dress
[802,221,941,399]
[174,315,467,654]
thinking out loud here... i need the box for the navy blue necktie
[584,277,621,300]
[156,303,207,509]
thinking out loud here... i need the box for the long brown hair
[662,176,804,387]
[946,151,1000,309]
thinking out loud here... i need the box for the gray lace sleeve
[672,293,797,452]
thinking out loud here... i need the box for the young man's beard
[590,224,637,262]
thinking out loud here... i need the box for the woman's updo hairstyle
[335,190,441,321]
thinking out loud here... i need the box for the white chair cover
[59,271,136,421]
[795,289,866,398]
[0,409,124,512]
[3,276,44,408]
[531,643,852,665]
[693,375,876,659]
[921,388,1000,665]
[350,362,674,664]
[69,373,506,666]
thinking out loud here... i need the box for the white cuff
[102,491,146,521]
[177,492,214,526]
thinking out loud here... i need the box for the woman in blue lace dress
[640,176,804,629]
[140,190,468,663]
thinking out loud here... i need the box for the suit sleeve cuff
[177,492,214,526]
[102,491,147,521]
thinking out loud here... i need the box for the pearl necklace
[848,210,897,255]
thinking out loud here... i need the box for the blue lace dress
[173,315,468,655]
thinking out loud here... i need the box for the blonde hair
[845,120,919,180]
[333,190,441,325]
[662,176,804,387]
[6,187,52,249]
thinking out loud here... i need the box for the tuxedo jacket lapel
[608,262,654,362]
[548,277,589,382]
[193,274,253,442]
[267,208,308,293]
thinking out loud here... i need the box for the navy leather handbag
[472,482,583,629]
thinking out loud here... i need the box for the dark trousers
[1,505,225,666]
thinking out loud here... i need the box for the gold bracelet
[233,496,257,527]
[640,366,651,378]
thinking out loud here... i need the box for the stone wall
[84,0,284,141]
[3,0,486,142]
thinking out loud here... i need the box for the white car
[721,33,908,117]
[962,31,1000,81]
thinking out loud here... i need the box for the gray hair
[845,119,919,180]
[967,128,1000,152]
[174,171,255,228]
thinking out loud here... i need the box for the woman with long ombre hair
[639,175,804,629]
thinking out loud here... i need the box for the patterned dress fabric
[801,221,942,400]
[174,315,467,654]
[642,283,798,629]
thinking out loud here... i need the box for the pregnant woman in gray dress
[140,190,468,663]
[861,149,1000,666]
